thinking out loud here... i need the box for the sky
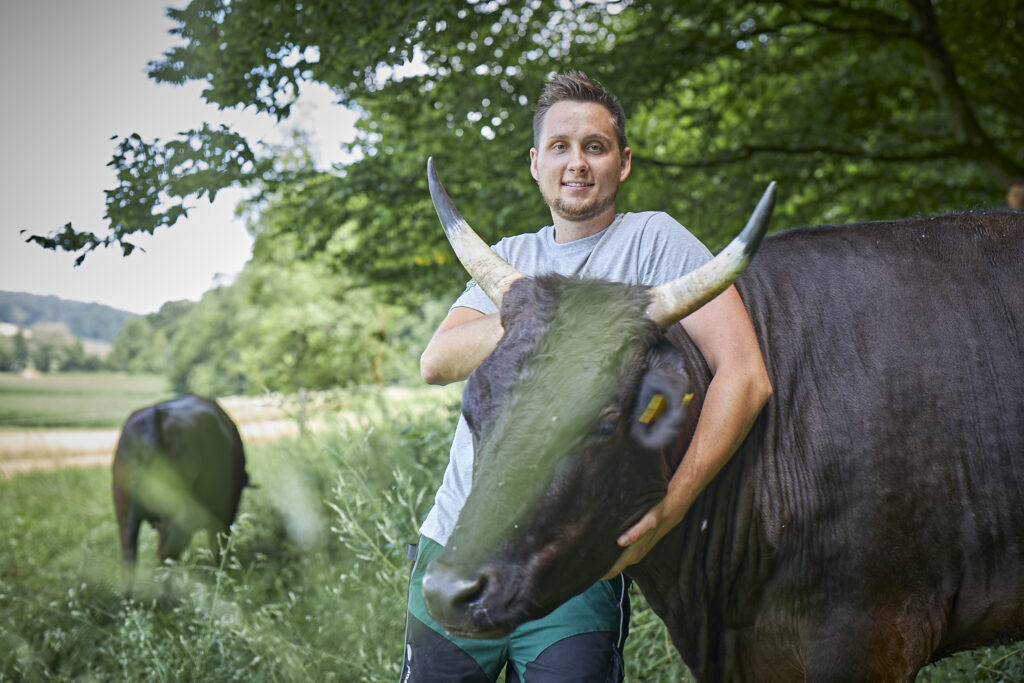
[0,0,358,315]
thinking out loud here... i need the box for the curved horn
[428,157,524,309]
[646,182,777,328]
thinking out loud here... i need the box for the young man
[404,71,771,682]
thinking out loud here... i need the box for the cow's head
[422,158,774,638]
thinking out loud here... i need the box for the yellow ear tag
[682,392,694,408]
[638,393,667,424]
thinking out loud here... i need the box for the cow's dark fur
[424,212,1024,681]
[112,394,248,590]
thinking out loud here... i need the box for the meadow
[0,372,171,429]
[0,376,1020,681]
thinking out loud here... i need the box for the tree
[25,0,1023,298]
[226,178,446,391]
[108,299,194,374]
[165,286,248,396]
[0,335,22,372]
[22,323,79,372]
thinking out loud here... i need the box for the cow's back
[153,395,248,525]
[732,212,1024,665]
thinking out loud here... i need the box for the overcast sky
[0,0,357,315]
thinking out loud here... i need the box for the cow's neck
[632,324,772,676]
[633,440,768,677]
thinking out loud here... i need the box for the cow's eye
[595,418,618,438]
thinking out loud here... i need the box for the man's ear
[619,146,632,182]
[630,345,693,451]
[530,147,539,181]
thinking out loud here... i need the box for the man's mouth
[563,181,593,188]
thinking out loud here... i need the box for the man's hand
[601,498,682,579]
[599,287,772,580]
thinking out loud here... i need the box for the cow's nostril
[422,561,518,639]
[422,562,488,624]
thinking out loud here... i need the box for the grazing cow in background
[112,394,249,590]
[420,159,1024,681]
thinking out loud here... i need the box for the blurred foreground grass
[0,382,1020,680]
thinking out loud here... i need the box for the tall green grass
[0,389,449,681]
[0,385,1020,680]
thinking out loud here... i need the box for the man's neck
[551,207,618,244]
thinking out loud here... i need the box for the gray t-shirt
[420,210,713,545]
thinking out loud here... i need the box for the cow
[112,394,249,591]
[419,158,1024,681]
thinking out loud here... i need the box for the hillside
[0,291,137,342]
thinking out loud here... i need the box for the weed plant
[0,385,1020,680]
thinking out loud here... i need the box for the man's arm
[603,285,771,577]
[420,307,504,385]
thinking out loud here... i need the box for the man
[404,71,771,682]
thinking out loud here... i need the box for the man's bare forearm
[420,311,504,385]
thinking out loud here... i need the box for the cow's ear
[630,347,693,451]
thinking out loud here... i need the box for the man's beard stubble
[542,187,618,224]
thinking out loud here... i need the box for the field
[0,372,315,477]
[0,372,172,429]
[0,374,1021,680]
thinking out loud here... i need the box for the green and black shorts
[401,535,629,682]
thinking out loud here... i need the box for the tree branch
[633,141,992,171]
[778,0,915,39]
[903,0,1021,185]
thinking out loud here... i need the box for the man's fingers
[602,546,637,580]
[618,513,656,547]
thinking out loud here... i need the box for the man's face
[530,101,631,226]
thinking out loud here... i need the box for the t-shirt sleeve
[638,212,713,284]
[451,277,498,315]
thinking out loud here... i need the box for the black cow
[112,394,249,589]
[420,160,1024,681]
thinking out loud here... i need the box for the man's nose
[566,147,589,173]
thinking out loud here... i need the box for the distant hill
[0,291,138,342]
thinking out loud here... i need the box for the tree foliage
[22,125,262,264]
[103,175,450,394]
[224,183,446,392]
[0,332,31,373]
[0,325,104,373]
[26,0,1024,300]
[107,300,193,375]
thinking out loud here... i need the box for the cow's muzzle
[422,559,516,639]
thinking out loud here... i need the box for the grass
[0,372,171,429]
[0,390,452,681]
[0,384,688,681]
[0,380,1021,680]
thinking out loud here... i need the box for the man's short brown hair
[532,71,627,152]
